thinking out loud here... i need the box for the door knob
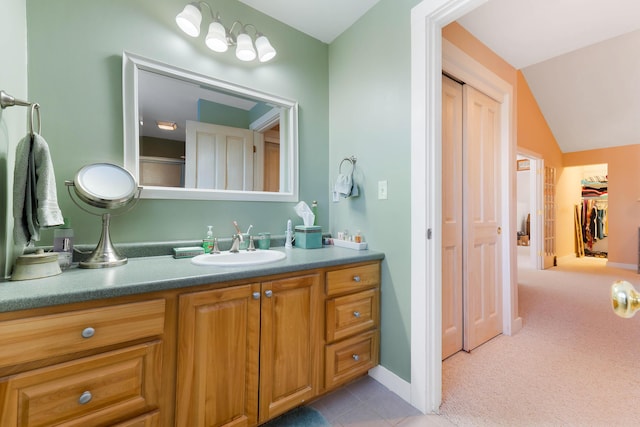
[611,280,640,318]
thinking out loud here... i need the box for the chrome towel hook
[29,103,41,136]
[1,90,42,136]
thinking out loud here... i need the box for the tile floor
[309,376,454,426]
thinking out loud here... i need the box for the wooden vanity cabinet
[176,273,321,427]
[0,299,166,427]
[324,263,380,389]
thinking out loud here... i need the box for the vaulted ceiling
[239,0,640,153]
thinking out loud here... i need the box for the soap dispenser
[202,225,214,254]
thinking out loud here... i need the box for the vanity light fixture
[176,2,277,63]
[156,121,177,131]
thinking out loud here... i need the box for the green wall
[14,0,421,384]
[0,0,28,277]
[329,0,421,382]
[25,0,328,246]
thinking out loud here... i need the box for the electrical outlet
[378,180,388,200]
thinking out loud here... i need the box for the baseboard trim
[606,261,636,271]
[368,365,412,404]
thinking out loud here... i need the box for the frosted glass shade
[236,33,256,61]
[176,4,202,37]
[205,21,228,52]
[256,35,276,62]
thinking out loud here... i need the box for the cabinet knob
[353,275,361,282]
[252,292,260,300]
[78,391,93,405]
[264,290,273,298]
[81,327,95,339]
[353,311,361,318]
[352,354,360,361]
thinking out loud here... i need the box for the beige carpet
[439,254,640,426]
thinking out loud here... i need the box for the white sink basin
[191,250,286,266]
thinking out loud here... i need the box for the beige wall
[561,146,640,266]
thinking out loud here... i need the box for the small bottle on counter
[202,225,214,254]
[354,230,363,243]
[53,218,74,269]
[311,200,318,226]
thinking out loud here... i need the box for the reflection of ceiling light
[157,121,177,131]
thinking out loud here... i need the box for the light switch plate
[378,180,388,200]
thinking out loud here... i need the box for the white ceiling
[237,0,382,44]
[239,0,640,154]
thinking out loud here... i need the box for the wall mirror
[122,52,298,202]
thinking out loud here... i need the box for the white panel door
[441,75,464,360]
[463,85,503,352]
[185,120,254,190]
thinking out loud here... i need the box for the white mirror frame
[122,51,299,202]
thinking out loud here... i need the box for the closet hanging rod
[0,90,33,109]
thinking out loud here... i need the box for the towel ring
[339,156,357,174]
[29,103,41,136]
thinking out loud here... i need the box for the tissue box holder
[295,226,322,249]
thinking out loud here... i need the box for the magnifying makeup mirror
[66,163,141,268]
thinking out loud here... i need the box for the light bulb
[205,21,228,52]
[235,32,256,61]
[176,3,202,37]
[255,35,276,62]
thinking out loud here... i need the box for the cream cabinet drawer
[326,289,379,342]
[0,299,165,368]
[0,341,162,427]
[326,263,380,296]
[325,330,379,389]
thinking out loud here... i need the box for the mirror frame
[122,51,299,202]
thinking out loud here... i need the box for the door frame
[410,0,522,413]
[517,148,545,270]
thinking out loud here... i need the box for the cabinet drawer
[325,330,379,389]
[326,263,380,296]
[0,341,162,427]
[326,289,379,342]
[112,410,160,427]
[0,299,165,368]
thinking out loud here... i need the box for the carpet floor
[439,255,640,426]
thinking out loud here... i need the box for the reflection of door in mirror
[263,124,280,192]
[185,121,255,190]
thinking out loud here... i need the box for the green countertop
[0,246,384,313]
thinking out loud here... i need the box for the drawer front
[112,410,160,427]
[325,330,379,389]
[326,263,380,296]
[0,341,162,427]
[0,299,165,368]
[326,289,379,342]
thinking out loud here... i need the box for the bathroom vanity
[0,246,382,426]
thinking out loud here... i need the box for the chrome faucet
[230,233,244,253]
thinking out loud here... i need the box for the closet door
[441,75,464,359]
[463,85,503,352]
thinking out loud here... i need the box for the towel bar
[1,90,42,136]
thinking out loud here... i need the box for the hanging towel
[332,172,359,201]
[13,133,64,246]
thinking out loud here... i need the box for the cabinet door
[259,274,321,423]
[177,284,260,427]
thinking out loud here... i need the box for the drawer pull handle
[81,327,95,339]
[353,275,361,282]
[78,391,93,405]
[352,354,360,361]
[265,290,273,298]
[252,292,260,300]
[353,311,361,318]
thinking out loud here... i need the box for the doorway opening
[572,163,609,259]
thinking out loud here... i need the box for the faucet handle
[247,236,256,251]
[212,238,220,254]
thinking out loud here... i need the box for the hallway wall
[559,145,640,267]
